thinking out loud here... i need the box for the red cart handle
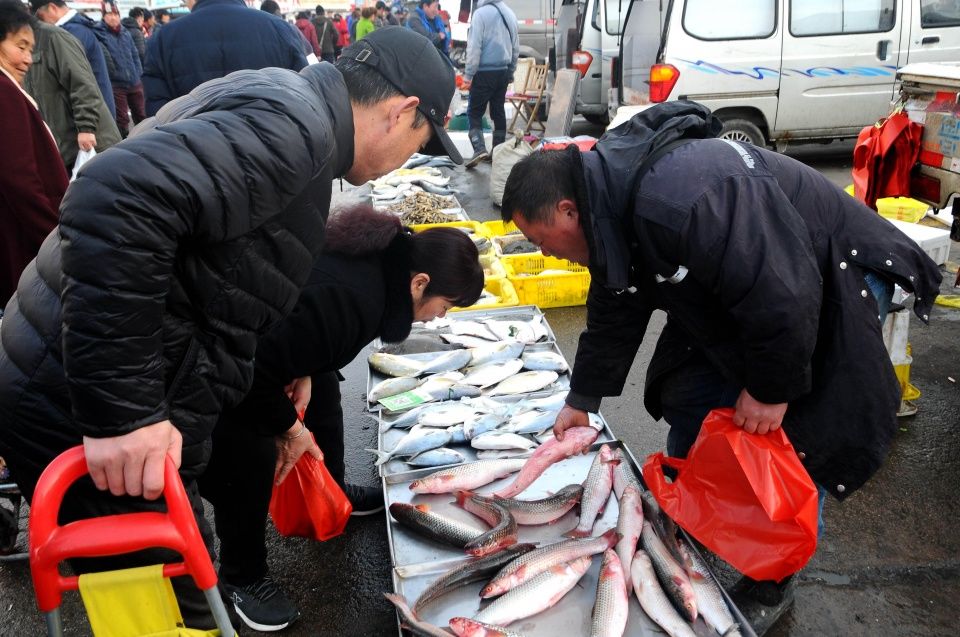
[29,446,218,612]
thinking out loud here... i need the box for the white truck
[608,0,960,150]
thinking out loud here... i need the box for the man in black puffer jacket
[0,27,461,627]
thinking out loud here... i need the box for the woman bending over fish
[197,205,484,631]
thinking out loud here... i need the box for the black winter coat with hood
[565,102,942,500]
[0,63,354,494]
[220,239,417,437]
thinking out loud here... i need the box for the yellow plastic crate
[501,254,591,309]
[480,219,520,238]
[843,185,929,223]
[451,277,519,312]
[409,220,484,235]
[481,257,506,281]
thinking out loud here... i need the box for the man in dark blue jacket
[31,0,116,117]
[142,0,307,115]
[96,1,144,136]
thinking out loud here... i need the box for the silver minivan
[609,0,960,148]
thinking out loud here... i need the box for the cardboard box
[920,110,960,172]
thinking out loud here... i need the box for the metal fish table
[383,442,756,637]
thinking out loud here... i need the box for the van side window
[921,0,960,27]
[791,0,897,36]
[683,0,776,40]
[604,0,627,35]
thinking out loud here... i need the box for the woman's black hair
[296,10,309,19]
[0,1,31,40]
[407,227,484,308]
[325,205,484,308]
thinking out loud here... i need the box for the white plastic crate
[886,218,952,265]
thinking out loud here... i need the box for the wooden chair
[508,63,548,135]
[509,58,534,95]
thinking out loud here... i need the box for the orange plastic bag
[269,436,352,541]
[642,408,818,582]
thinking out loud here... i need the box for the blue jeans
[659,272,894,541]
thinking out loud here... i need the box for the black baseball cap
[339,26,462,164]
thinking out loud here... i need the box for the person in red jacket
[332,11,348,53]
[0,4,68,306]
[295,10,320,57]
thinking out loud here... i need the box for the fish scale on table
[473,555,593,626]
[641,521,698,622]
[615,486,644,591]
[500,409,558,435]
[470,341,525,366]
[481,528,618,598]
[412,543,537,615]
[369,376,422,404]
[678,537,742,637]
[370,427,452,466]
[567,444,617,538]
[461,359,525,388]
[409,459,527,494]
[631,551,697,637]
[421,349,474,375]
[463,413,505,440]
[489,484,583,526]
[487,370,559,397]
[407,447,467,467]
[612,448,643,499]
[520,351,569,373]
[591,549,630,637]
[369,352,425,378]
[455,491,518,557]
[389,502,484,550]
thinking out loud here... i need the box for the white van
[554,0,628,123]
[610,0,960,149]
[450,0,558,66]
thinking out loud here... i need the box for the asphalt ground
[1,132,957,637]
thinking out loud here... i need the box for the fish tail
[601,527,621,546]
[454,490,474,508]
[366,448,392,466]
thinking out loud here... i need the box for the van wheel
[584,113,610,126]
[719,119,766,147]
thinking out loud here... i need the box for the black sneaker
[729,574,797,636]
[223,575,299,632]
[344,483,384,516]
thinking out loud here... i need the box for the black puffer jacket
[222,240,415,436]
[0,63,354,490]
[566,102,942,500]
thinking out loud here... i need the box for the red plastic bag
[642,408,818,582]
[851,110,922,211]
[269,436,352,541]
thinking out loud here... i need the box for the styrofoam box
[886,218,953,265]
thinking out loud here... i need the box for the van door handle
[922,36,940,45]
[591,72,601,78]
[876,40,890,60]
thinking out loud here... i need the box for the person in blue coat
[141,0,307,116]
[95,1,144,136]
[30,0,116,117]
[406,0,448,57]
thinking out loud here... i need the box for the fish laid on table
[476,449,535,460]
[487,370,558,397]
[446,425,468,445]
[470,432,537,451]
[369,352,425,378]
[389,503,483,550]
[641,521,698,622]
[481,529,618,598]
[491,483,583,526]
[448,618,526,637]
[461,396,513,417]
[429,384,483,401]
[368,377,422,404]
[615,486,644,590]
[631,551,697,637]
[413,544,536,615]
[499,409,558,435]
[640,489,682,563]
[409,459,527,494]
[473,555,593,626]
[462,413,505,440]
[419,403,483,427]
[455,491,518,557]
[450,320,499,341]
[442,333,497,348]
[469,341,525,367]
[415,179,457,196]
[379,334,458,354]
[384,593,453,637]
[407,447,467,467]
[493,425,600,499]
[567,444,617,538]
[520,351,569,373]
[369,427,452,466]
[591,549,629,637]
[461,359,525,388]
[420,349,474,375]
[612,448,643,499]
[380,403,441,432]
[506,391,569,417]
[677,537,742,637]
[483,316,547,344]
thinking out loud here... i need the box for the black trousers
[468,69,511,133]
[199,371,345,586]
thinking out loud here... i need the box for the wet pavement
[1,131,958,637]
